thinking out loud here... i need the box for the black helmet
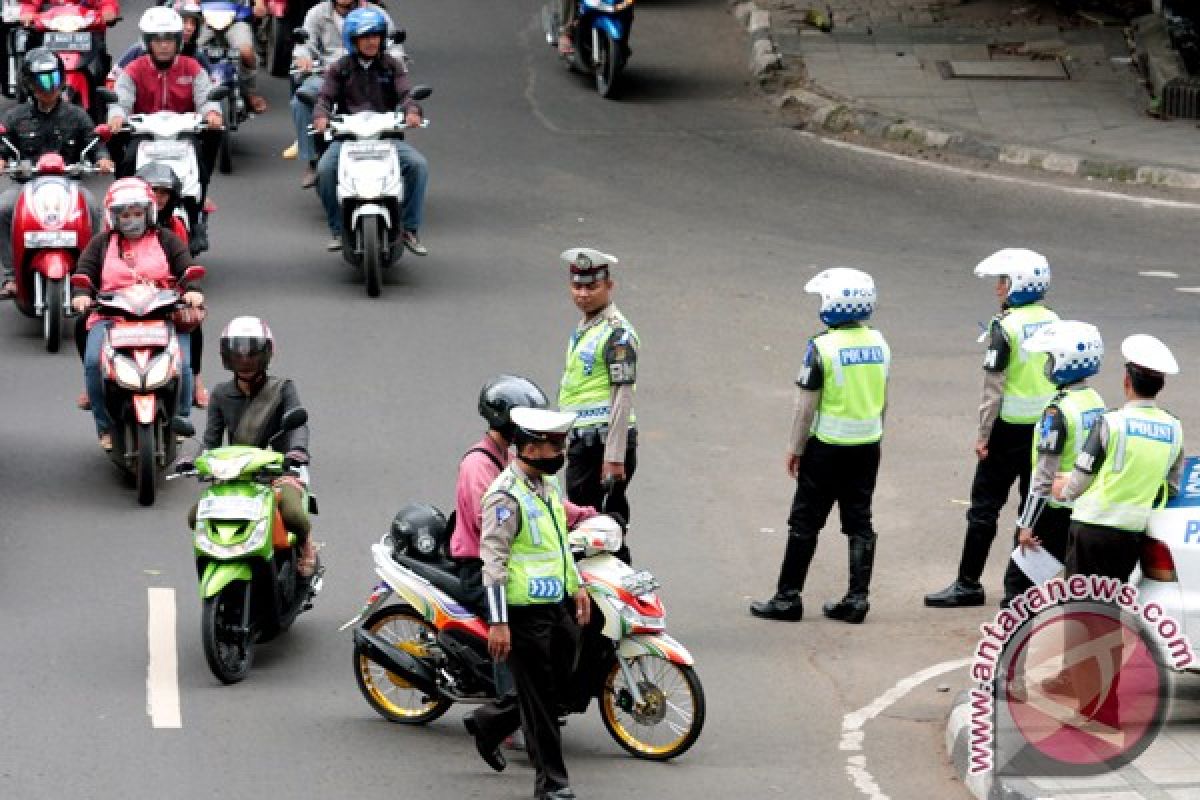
[390,503,448,563]
[136,162,182,201]
[219,316,274,375]
[478,375,547,438]
[21,48,64,96]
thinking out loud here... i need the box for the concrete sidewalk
[731,0,1200,188]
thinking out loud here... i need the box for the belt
[569,425,638,444]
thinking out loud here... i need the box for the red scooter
[0,125,106,351]
[14,3,113,120]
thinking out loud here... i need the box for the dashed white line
[1175,287,1200,294]
[840,658,970,799]
[147,587,182,729]
[1139,271,1180,279]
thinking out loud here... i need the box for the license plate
[345,143,392,161]
[24,230,76,247]
[108,323,169,349]
[206,46,234,60]
[44,32,91,51]
[141,141,191,160]
[197,494,263,521]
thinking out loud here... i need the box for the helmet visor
[34,70,63,92]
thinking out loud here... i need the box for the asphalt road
[1,1,1199,798]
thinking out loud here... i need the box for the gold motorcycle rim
[357,610,439,719]
[600,655,699,757]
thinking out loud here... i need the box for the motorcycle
[198,0,251,174]
[344,511,706,760]
[258,0,310,78]
[169,407,323,684]
[71,267,204,506]
[542,0,634,98]
[313,84,430,298]
[0,126,106,351]
[10,2,114,119]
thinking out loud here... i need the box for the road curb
[727,1,1200,191]
[944,691,1053,800]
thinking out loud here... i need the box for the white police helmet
[805,267,876,326]
[973,248,1050,306]
[1121,334,1179,375]
[1022,320,1103,386]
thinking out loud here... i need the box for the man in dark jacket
[312,6,428,255]
[0,48,113,298]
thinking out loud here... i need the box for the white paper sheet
[1011,545,1063,586]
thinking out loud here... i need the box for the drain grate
[937,60,1071,80]
[1161,77,1200,119]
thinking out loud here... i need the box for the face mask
[117,216,147,237]
[520,453,565,475]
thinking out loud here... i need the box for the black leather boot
[924,579,986,608]
[750,590,804,621]
[824,538,874,623]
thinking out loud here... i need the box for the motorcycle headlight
[350,174,387,199]
[47,15,85,32]
[112,354,143,390]
[203,10,235,30]
[196,517,269,557]
[142,352,172,390]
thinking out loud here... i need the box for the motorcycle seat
[394,553,478,613]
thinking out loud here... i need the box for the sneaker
[326,235,343,252]
[301,164,317,189]
[282,141,298,159]
[403,230,427,256]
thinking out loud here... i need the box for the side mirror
[390,29,406,45]
[206,86,231,102]
[96,87,118,104]
[70,274,95,291]
[281,407,308,432]
[291,26,309,43]
[409,85,432,102]
[171,418,195,437]
[181,265,206,285]
[93,123,111,141]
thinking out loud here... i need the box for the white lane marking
[802,133,1200,211]
[1139,271,1180,278]
[1176,287,1200,293]
[147,587,182,729]
[840,658,970,799]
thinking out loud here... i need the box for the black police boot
[750,590,803,621]
[825,538,874,623]
[924,579,986,608]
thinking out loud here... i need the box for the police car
[1133,455,1200,669]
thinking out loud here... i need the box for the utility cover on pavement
[937,60,1070,80]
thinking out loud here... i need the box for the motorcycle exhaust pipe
[353,628,439,696]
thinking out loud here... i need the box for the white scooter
[316,85,430,298]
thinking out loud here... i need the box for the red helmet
[220,316,275,375]
[103,177,157,230]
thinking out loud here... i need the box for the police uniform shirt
[977,316,1009,441]
[1060,399,1185,502]
[788,337,823,456]
[570,303,637,463]
[1016,390,1073,529]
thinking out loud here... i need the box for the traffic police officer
[926,248,1059,608]
[558,247,638,560]
[473,406,595,800]
[1055,335,1184,580]
[1003,321,1105,605]
[751,267,889,624]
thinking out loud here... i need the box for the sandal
[98,432,113,451]
[0,280,15,299]
[557,33,575,56]
[77,390,91,411]
[193,378,209,409]
[247,94,268,114]
[298,539,319,577]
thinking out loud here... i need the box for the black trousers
[1002,504,1072,606]
[1065,521,1143,581]
[471,602,579,797]
[955,419,1036,584]
[566,427,637,562]
[776,438,880,598]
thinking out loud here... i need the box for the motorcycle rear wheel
[135,422,156,506]
[43,278,62,353]
[202,583,255,684]
[354,605,451,724]
[360,216,383,298]
[599,655,705,760]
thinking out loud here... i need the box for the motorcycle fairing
[200,560,253,598]
[618,633,693,666]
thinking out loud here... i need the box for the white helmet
[509,406,577,448]
[570,515,624,556]
[140,7,184,53]
[1121,334,1179,375]
[1022,320,1103,386]
[974,248,1050,306]
[805,267,876,326]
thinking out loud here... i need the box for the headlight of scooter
[196,517,269,558]
[142,352,173,391]
[112,354,144,390]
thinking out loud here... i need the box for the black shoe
[463,716,506,772]
[541,789,578,800]
[822,597,869,624]
[924,580,985,608]
[189,222,209,256]
[749,591,803,621]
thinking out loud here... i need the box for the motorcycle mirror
[291,26,309,43]
[95,87,118,104]
[281,407,308,431]
[390,29,406,45]
[207,86,231,102]
[181,265,206,285]
[93,123,111,141]
[171,418,195,437]
[70,274,95,291]
[409,85,432,102]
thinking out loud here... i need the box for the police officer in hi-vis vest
[558,247,638,561]
[926,249,1059,608]
[471,406,597,800]
[1054,335,1184,580]
[751,268,890,624]
[1002,321,1106,606]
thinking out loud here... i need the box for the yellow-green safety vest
[996,304,1059,423]
[1071,405,1183,532]
[810,325,890,445]
[485,466,581,606]
[1036,385,1105,509]
[559,308,638,430]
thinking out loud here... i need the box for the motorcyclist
[108,6,223,253]
[194,0,267,114]
[198,316,319,576]
[70,177,201,451]
[18,0,117,26]
[111,0,212,77]
[0,48,112,299]
[312,6,428,255]
[290,0,398,188]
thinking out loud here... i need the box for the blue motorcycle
[199,0,253,173]
[542,0,634,98]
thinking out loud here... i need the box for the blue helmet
[342,7,388,56]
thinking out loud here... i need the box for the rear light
[1141,538,1179,582]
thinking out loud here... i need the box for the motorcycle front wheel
[594,29,621,98]
[360,216,383,298]
[354,605,451,724]
[43,278,62,353]
[135,422,156,506]
[599,655,705,760]
[202,582,255,684]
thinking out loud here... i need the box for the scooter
[0,126,106,352]
[314,84,430,298]
[71,266,204,506]
[10,2,114,120]
[198,0,250,174]
[542,0,634,98]
[169,407,322,684]
[345,511,705,760]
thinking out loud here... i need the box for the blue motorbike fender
[594,15,625,43]
[200,561,253,599]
